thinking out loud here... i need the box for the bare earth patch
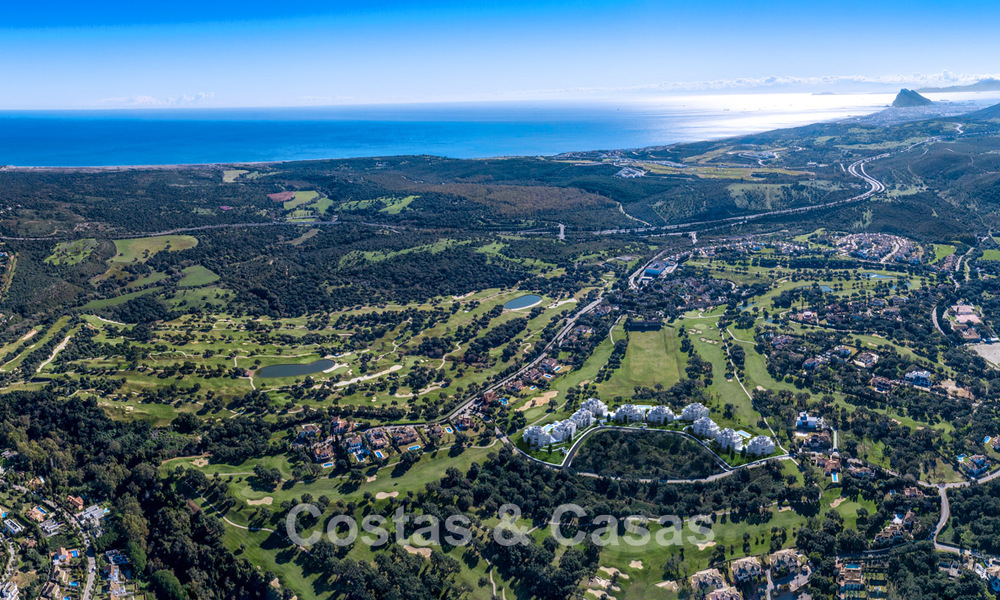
[586,591,615,600]
[247,496,274,506]
[518,390,559,412]
[375,491,399,500]
[403,545,432,558]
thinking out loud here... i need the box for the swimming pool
[831,473,840,483]
[71,550,80,558]
[444,427,453,434]
[321,462,334,468]
[374,451,385,459]
[408,445,421,451]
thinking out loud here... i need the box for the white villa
[796,411,825,430]
[613,404,645,423]
[647,405,677,425]
[523,425,553,448]
[693,416,720,439]
[569,408,594,429]
[747,435,776,457]
[581,398,609,418]
[716,428,744,453]
[682,402,710,422]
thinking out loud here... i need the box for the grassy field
[931,244,956,264]
[597,326,685,401]
[339,195,418,213]
[283,190,320,210]
[45,238,99,265]
[981,249,1000,262]
[222,169,248,182]
[111,235,198,263]
[81,287,162,310]
[178,265,220,287]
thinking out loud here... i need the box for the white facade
[524,425,553,448]
[716,428,744,453]
[550,420,577,443]
[647,405,676,425]
[693,417,720,439]
[581,398,609,418]
[682,402,710,422]
[747,435,776,457]
[613,404,645,423]
[569,408,594,429]
[796,411,825,430]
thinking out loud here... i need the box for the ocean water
[1,92,997,166]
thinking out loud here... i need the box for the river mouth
[256,359,337,379]
[503,294,542,310]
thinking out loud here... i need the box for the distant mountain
[916,78,1000,93]
[892,89,933,108]
[964,101,1000,121]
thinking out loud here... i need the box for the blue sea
[0,92,994,166]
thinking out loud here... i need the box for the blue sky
[3,0,999,109]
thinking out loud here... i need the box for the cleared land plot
[112,235,198,263]
[179,265,220,287]
[45,238,99,266]
[222,169,248,182]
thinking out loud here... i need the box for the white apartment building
[581,398,609,418]
[716,428,744,453]
[693,416,720,439]
[613,404,645,423]
[747,435,776,457]
[569,408,594,429]
[550,420,577,443]
[523,425,553,448]
[682,402,710,422]
[647,405,676,425]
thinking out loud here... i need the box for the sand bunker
[697,541,717,550]
[629,560,644,569]
[375,491,399,500]
[830,497,846,508]
[247,496,273,506]
[656,581,679,591]
[192,458,209,467]
[598,567,629,580]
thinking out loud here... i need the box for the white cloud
[95,91,215,107]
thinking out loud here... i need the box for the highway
[597,150,893,238]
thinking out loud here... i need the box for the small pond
[257,359,337,379]
[503,294,543,310]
